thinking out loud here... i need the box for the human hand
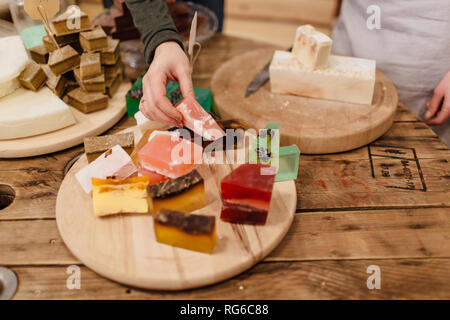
[139,41,194,127]
[425,71,450,126]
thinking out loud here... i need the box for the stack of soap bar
[48,45,80,75]
[84,132,134,163]
[176,98,225,141]
[51,8,91,35]
[79,27,108,52]
[105,71,122,98]
[138,131,203,178]
[0,36,29,98]
[249,121,280,166]
[0,87,76,140]
[270,50,376,105]
[73,68,106,92]
[147,169,206,213]
[19,61,47,91]
[41,64,67,97]
[276,145,300,182]
[67,87,108,113]
[29,44,49,64]
[92,176,149,217]
[292,25,332,70]
[220,163,276,225]
[76,145,137,193]
[154,209,216,254]
[80,53,102,80]
[101,38,120,65]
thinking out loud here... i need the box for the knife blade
[245,46,292,98]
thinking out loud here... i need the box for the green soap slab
[275,144,300,182]
[20,25,46,49]
[265,121,281,130]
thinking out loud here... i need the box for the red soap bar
[220,163,276,225]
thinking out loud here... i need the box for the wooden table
[1,35,449,299]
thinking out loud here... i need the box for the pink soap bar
[76,145,138,193]
[138,161,171,185]
[138,131,203,179]
[176,97,225,141]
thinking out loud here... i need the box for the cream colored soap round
[0,36,29,98]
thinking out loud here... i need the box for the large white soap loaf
[0,87,76,140]
[269,50,376,105]
[0,36,29,98]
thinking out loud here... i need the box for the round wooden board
[56,129,297,290]
[211,49,399,154]
[0,83,130,158]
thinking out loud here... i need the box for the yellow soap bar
[152,182,206,214]
[154,209,216,254]
[92,176,149,217]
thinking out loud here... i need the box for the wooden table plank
[11,258,450,299]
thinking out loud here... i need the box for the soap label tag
[24,0,59,20]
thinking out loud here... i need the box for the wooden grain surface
[212,48,398,154]
[0,34,449,299]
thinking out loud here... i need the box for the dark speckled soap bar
[147,170,203,199]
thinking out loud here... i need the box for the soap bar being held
[154,209,217,254]
[19,61,47,91]
[176,97,225,141]
[292,25,332,70]
[92,176,149,217]
[220,163,276,225]
[76,145,138,193]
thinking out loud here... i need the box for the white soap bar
[134,111,169,132]
[292,25,332,70]
[0,87,76,140]
[76,145,138,193]
[269,50,376,105]
[0,36,29,98]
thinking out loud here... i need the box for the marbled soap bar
[76,145,138,193]
[73,68,105,92]
[41,64,67,98]
[154,209,216,254]
[80,27,108,52]
[51,8,91,36]
[67,87,108,113]
[19,61,47,91]
[92,176,149,217]
[147,169,206,213]
[48,45,80,75]
[80,53,102,80]
[84,132,134,163]
[220,163,276,225]
[101,38,120,65]
[29,45,49,64]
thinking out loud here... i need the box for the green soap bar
[20,25,46,49]
[275,144,300,182]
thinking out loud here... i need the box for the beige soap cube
[269,50,376,105]
[292,25,332,70]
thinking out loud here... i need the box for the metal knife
[245,46,292,98]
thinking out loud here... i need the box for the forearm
[125,0,183,63]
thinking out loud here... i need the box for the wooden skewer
[37,4,59,49]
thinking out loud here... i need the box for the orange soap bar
[138,130,203,179]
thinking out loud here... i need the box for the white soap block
[0,87,76,140]
[76,145,138,193]
[134,111,169,132]
[292,25,332,70]
[269,50,376,105]
[0,36,29,98]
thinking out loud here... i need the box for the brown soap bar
[147,170,203,199]
[29,45,49,64]
[41,64,67,97]
[51,8,91,36]
[42,35,57,52]
[100,38,120,65]
[105,70,122,98]
[104,59,123,79]
[48,45,80,75]
[80,27,108,52]
[74,68,105,92]
[84,132,134,163]
[67,87,108,113]
[80,53,102,80]
[19,61,47,91]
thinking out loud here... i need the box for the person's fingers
[176,66,195,100]
[139,98,179,127]
[425,87,444,119]
[151,71,183,126]
[426,97,450,125]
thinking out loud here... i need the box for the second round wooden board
[0,83,130,158]
[211,49,398,154]
[56,128,297,290]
